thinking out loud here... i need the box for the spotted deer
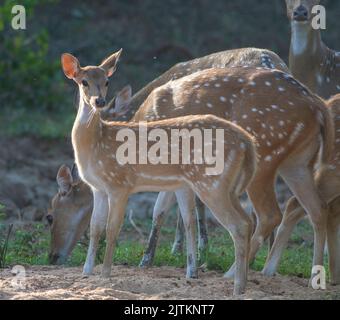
[263,94,340,285]
[286,0,340,99]
[61,51,258,295]
[125,47,289,120]
[131,65,334,282]
[47,164,93,265]
[47,47,289,265]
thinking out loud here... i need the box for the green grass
[0,217,327,280]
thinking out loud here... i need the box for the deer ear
[114,85,132,116]
[100,49,123,77]
[61,53,81,79]
[56,165,73,195]
[71,163,81,184]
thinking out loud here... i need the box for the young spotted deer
[132,66,334,282]
[61,52,257,295]
[47,164,93,265]
[47,47,289,265]
[286,0,340,99]
[263,94,340,285]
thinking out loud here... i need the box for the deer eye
[82,80,89,87]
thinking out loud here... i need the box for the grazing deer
[286,0,340,99]
[131,65,334,282]
[263,94,340,285]
[47,164,93,265]
[47,48,289,265]
[61,52,258,295]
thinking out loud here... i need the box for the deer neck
[72,93,101,167]
[289,21,327,91]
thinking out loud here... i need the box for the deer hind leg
[101,191,129,278]
[83,189,109,276]
[175,188,198,279]
[327,199,340,285]
[195,161,253,295]
[171,207,185,255]
[140,192,176,267]
[262,197,306,276]
[196,196,209,265]
[197,189,252,295]
[225,174,282,278]
[279,165,328,283]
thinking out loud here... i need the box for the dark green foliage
[1,0,340,137]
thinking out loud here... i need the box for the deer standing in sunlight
[130,65,333,282]
[286,0,340,99]
[47,47,289,265]
[258,0,340,281]
[61,51,259,295]
[263,94,340,285]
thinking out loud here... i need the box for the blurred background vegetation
[1,0,340,138]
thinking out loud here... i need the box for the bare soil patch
[0,265,339,300]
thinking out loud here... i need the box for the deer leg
[197,191,252,295]
[196,196,209,265]
[225,175,281,278]
[327,203,340,285]
[171,207,185,255]
[262,197,306,276]
[140,191,176,267]
[102,191,129,278]
[83,189,108,276]
[280,166,328,283]
[175,188,198,279]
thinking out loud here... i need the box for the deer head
[285,0,320,23]
[61,49,122,111]
[47,164,93,265]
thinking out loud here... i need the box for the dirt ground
[0,265,339,300]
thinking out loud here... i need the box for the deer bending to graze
[47,164,93,265]
[263,94,340,285]
[47,47,289,265]
[61,51,258,295]
[286,0,340,99]
[131,65,334,282]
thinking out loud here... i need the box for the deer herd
[45,0,340,295]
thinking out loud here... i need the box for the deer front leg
[196,196,209,265]
[171,208,184,255]
[102,191,129,278]
[83,189,108,276]
[140,192,176,267]
[175,188,198,279]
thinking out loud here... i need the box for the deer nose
[293,5,308,21]
[95,97,106,108]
